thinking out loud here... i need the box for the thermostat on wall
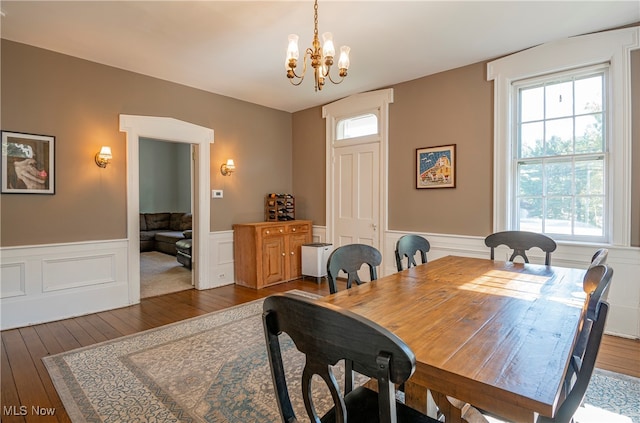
[212,189,223,198]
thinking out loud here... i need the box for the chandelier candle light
[285,0,350,91]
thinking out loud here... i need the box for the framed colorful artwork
[416,144,456,189]
[1,131,55,194]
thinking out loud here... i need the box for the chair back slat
[589,248,608,268]
[326,244,382,294]
[395,235,430,271]
[484,231,557,265]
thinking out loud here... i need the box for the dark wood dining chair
[539,293,610,422]
[484,230,557,265]
[589,248,608,268]
[262,293,438,423]
[326,244,382,294]
[564,264,613,395]
[395,235,430,271]
[585,249,610,294]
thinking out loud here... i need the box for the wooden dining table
[321,255,588,423]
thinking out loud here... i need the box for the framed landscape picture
[1,131,55,194]
[416,144,456,189]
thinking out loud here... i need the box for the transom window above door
[336,113,378,140]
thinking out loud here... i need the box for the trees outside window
[514,69,607,242]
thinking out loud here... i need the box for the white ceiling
[1,1,638,113]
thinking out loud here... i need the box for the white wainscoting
[1,240,130,330]
[3,228,637,339]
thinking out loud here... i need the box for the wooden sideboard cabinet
[233,220,312,289]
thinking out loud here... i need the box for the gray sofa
[140,212,192,255]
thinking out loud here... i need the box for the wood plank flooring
[2,280,639,422]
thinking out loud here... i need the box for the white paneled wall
[2,226,638,339]
[1,240,130,330]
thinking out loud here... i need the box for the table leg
[431,391,465,423]
[403,381,428,414]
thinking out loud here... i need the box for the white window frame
[487,27,639,247]
[512,65,609,243]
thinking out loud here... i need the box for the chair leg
[345,359,354,394]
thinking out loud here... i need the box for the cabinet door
[262,236,286,286]
[287,233,309,279]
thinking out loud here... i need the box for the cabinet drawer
[262,226,285,237]
[287,223,310,234]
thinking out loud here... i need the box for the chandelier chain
[314,0,319,38]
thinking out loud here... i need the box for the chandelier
[285,0,350,91]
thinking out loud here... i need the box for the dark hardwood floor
[2,279,639,422]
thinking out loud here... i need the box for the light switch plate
[212,189,223,198]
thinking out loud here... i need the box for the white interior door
[333,142,380,251]
[323,89,393,279]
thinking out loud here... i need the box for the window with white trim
[514,66,608,242]
[488,27,638,247]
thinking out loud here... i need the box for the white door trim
[322,89,393,266]
[119,115,214,304]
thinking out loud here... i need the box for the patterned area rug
[43,293,639,423]
[43,291,357,422]
[577,369,640,423]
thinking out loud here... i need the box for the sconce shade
[221,159,236,176]
[95,146,112,168]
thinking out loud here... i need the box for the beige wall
[389,62,493,235]
[292,51,640,245]
[1,40,292,246]
[291,62,493,236]
[3,39,638,247]
[291,107,326,225]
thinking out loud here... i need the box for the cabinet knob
[266,230,270,234]
[279,229,284,233]
[290,251,295,255]
[292,228,296,232]
[282,252,286,256]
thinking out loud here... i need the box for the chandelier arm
[288,77,306,87]
[325,72,346,85]
[288,66,304,80]
[288,49,314,82]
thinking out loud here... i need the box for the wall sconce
[220,159,235,176]
[95,146,112,168]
